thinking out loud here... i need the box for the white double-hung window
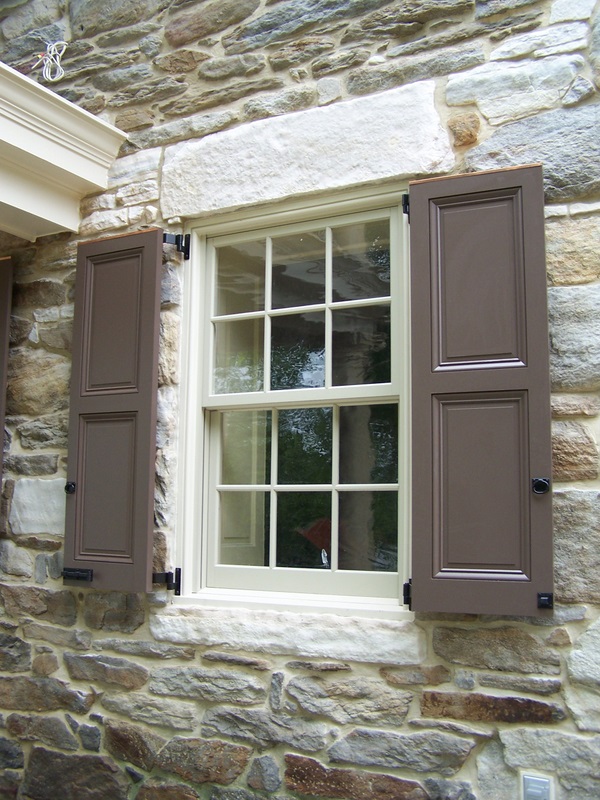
[180,189,410,607]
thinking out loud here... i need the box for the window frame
[177,184,412,615]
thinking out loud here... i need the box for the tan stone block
[448,112,481,146]
[552,393,600,417]
[546,215,600,285]
[552,420,599,481]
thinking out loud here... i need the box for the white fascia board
[0,61,127,240]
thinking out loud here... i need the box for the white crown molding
[0,61,127,241]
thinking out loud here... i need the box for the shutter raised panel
[0,258,13,478]
[64,230,163,592]
[410,165,553,616]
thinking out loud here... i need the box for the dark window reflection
[278,407,332,485]
[339,404,397,484]
[332,220,390,302]
[332,305,391,385]
[277,492,331,568]
[272,232,326,309]
[271,312,325,389]
[339,491,398,571]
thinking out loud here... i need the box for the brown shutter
[64,230,163,592]
[409,165,553,616]
[0,258,13,478]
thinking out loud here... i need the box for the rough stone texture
[16,412,68,450]
[6,349,70,416]
[446,54,583,125]
[465,104,600,203]
[476,740,519,800]
[31,652,59,676]
[137,785,200,800]
[104,719,166,770]
[0,584,77,626]
[478,674,561,696]
[349,44,485,97]
[0,633,31,672]
[554,490,600,604]
[549,285,600,391]
[202,651,272,671]
[4,454,58,476]
[222,0,392,53]
[500,729,600,797]
[64,653,149,690]
[155,737,251,785]
[285,754,429,800]
[564,616,600,731]
[247,755,282,792]
[161,81,453,222]
[101,691,199,731]
[424,778,477,800]
[94,638,194,659]
[243,86,316,121]
[166,0,261,47]
[285,676,412,725]
[328,728,475,776]
[150,666,266,704]
[552,420,599,481]
[83,592,145,632]
[9,478,65,535]
[150,605,426,665]
[70,0,161,38]
[22,622,91,651]
[546,215,600,285]
[0,676,93,713]
[0,539,34,578]
[202,707,329,751]
[421,691,566,724]
[6,713,78,750]
[0,736,25,768]
[380,665,451,686]
[432,626,561,674]
[448,112,481,146]
[20,747,129,800]
[552,394,600,417]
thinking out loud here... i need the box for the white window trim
[176,184,412,619]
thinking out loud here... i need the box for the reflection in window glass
[339,491,397,571]
[216,241,265,315]
[278,407,332,485]
[219,491,269,566]
[214,318,264,394]
[277,492,331,568]
[271,312,325,390]
[339,404,397,484]
[332,220,390,302]
[332,306,391,385]
[221,410,271,485]
[272,231,326,309]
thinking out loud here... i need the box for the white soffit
[0,61,127,241]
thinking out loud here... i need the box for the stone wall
[1,0,600,798]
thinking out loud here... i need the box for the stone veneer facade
[1,0,600,798]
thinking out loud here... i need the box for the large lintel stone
[161,80,453,219]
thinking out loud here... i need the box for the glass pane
[339,491,397,571]
[339,404,398,484]
[272,231,326,309]
[271,312,325,390]
[216,241,265,315]
[276,492,331,568]
[278,407,332,485]
[219,491,269,566]
[332,219,390,302]
[221,410,271,485]
[214,318,263,393]
[332,305,390,385]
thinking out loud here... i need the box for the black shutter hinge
[402,193,410,221]
[63,567,93,582]
[152,567,181,596]
[403,578,412,610]
[163,233,190,260]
